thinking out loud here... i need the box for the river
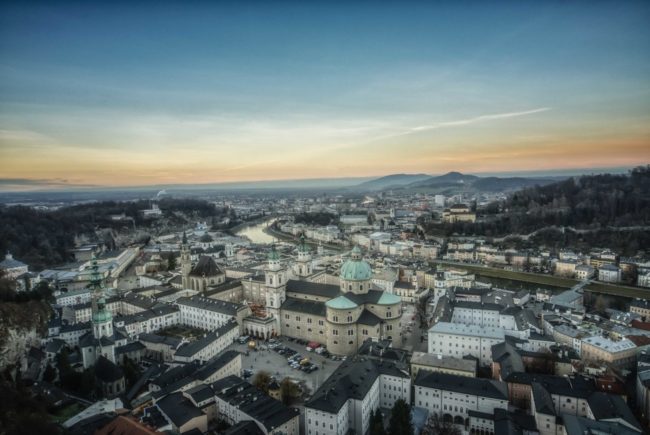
[234,218,277,244]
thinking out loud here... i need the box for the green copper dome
[92,308,112,324]
[340,246,372,281]
[297,234,310,253]
[326,295,358,310]
[268,246,280,261]
[377,292,401,305]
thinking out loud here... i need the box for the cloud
[406,107,551,134]
[0,178,97,189]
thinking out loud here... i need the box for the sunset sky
[1,1,649,190]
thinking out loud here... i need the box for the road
[400,303,428,353]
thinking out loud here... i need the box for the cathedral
[181,235,404,356]
[180,232,226,292]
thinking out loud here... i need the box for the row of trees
[293,212,339,226]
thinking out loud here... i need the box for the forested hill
[0,199,232,270]
[501,166,650,228]
[422,166,650,254]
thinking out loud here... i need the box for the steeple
[295,234,312,277]
[88,254,113,338]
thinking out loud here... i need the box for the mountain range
[353,171,564,193]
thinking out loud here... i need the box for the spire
[182,231,188,245]
[351,245,362,260]
[268,244,280,261]
[297,233,310,253]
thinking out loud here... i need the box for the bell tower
[180,232,192,289]
[295,234,312,277]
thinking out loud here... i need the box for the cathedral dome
[326,295,358,310]
[340,246,372,281]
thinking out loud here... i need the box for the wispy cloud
[0,178,97,190]
[405,107,551,135]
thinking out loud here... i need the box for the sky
[0,1,649,190]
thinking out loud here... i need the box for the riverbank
[264,223,346,252]
[227,215,277,234]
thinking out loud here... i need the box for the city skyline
[1,1,649,190]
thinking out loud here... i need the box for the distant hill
[406,171,561,191]
[353,173,432,190]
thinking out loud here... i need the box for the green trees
[388,399,414,435]
[421,413,461,435]
[369,409,387,435]
[167,254,177,271]
[252,371,272,393]
[279,378,300,406]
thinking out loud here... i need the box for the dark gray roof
[344,289,385,305]
[194,350,241,382]
[115,341,145,355]
[190,256,223,277]
[94,356,124,383]
[176,295,245,315]
[185,384,214,404]
[415,371,508,401]
[152,362,200,389]
[531,382,555,415]
[306,359,409,413]
[505,373,595,399]
[587,392,642,431]
[357,309,382,326]
[157,392,204,427]
[563,414,641,435]
[281,297,326,316]
[286,279,340,299]
[491,342,524,380]
[455,300,503,311]
[138,333,182,347]
[212,376,299,431]
[175,319,238,358]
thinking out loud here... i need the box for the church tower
[265,245,286,335]
[295,234,313,277]
[89,255,113,340]
[180,232,192,289]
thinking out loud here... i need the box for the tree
[252,371,272,393]
[279,377,300,406]
[42,364,56,383]
[594,295,609,312]
[0,269,17,301]
[167,254,177,271]
[369,408,387,435]
[121,356,142,388]
[421,413,461,435]
[388,399,413,435]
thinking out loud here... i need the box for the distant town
[0,168,649,435]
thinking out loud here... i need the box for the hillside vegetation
[423,166,650,254]
[0,198,231,269]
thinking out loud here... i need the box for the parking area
[226,336,343,395]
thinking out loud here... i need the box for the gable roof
[189,256,223,277]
